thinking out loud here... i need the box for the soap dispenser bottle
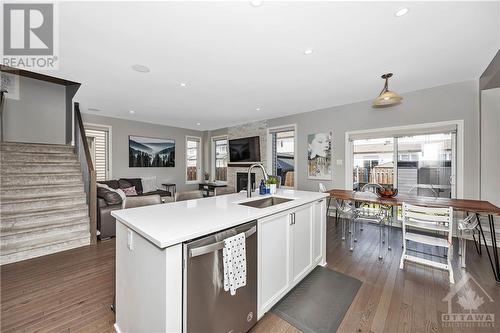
[259,179,266,195]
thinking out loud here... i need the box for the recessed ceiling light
[131,64,150,73]
[303,49,314,55]
[395,7,409,17]
[129,110,135,114]
[88,107,101,112]
[250,0,262,7]
[180,82,187,87]
[256,107,261,111]
[196,122,201,126]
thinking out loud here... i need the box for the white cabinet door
[312,199,326,264]
[291,204,313,284]
[258,210,291,318]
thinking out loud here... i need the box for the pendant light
[372,73,403,107]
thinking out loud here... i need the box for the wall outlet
[336,159,343,166]
[127,229,133,250]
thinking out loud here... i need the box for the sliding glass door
[353,138,394,191]
[396,133,454,198]
[352,130,456,198]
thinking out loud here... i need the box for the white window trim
[185,135,202,184]
[344,120,464,199]
[83,122,113,180]
[267,124,298,190]
[211,135,228,184]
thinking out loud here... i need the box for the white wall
[82,113,204,191]
[3,75,66,144]
[208,80,480,199]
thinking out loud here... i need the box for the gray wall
[3,75,66,144]
[208,80,480,199]
[480,87,500,206]
[82,113,204,192]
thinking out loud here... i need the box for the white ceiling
[49,1,499,130]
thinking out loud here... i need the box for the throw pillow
[122,186,138,196]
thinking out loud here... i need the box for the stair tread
[1,183,84,190]
[1,172,82,176]
[0,142,73,147]
[1,193,86,204]
[1,191,85,201]
[2,216,89,231]
[0,236,90,265]
[1,203,88,219]
[1,209,89,225]
[0,237,90,265]
[1,222,90,240]
[1,232,91,255]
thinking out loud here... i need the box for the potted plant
[204,172,210,181]
[266,176,279,195]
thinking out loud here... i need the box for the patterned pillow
[122,186,138,196]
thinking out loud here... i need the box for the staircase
[0,142,91,265]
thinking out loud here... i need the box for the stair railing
[0,89,7,142]
[74,102,97,244]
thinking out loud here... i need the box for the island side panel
[115,221,182,333]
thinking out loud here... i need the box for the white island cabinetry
[112,190,328,333]
[257,199,326,319]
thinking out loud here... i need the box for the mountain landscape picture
[129,136,175,167]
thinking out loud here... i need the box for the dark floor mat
[271,266,362,333]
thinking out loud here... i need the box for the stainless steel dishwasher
[183,221,257,333]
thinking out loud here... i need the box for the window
[85,125,111,181]
[268,125,296,188]
[212,137,228,182]
[186,136,201,183]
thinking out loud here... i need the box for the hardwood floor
[1,218,499,332]
[1,238,115,333]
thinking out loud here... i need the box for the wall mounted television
[229,136,261,163]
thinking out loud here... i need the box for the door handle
[189,226,256,258]
[290,212,296,225]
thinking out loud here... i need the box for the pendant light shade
[372,73,403,107]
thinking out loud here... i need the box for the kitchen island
[112,189,328,333]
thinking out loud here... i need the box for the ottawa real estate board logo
[441,273,495,329]
[2,2,59,70]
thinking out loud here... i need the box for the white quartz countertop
[111,189,329,248]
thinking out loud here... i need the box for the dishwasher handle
[189,226,256,258]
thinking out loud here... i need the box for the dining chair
[214,187,236,196]
[408,184,438,198]
[356,183,388,258]
[400,202,454,283]
[318,183,333,217]
[457,213,479,268]
[175,190,204,202]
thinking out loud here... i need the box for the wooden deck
[1,218,499,332]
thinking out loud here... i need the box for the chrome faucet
[247,163,269,198]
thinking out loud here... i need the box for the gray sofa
[97,178,170,239]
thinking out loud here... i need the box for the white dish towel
[222,232,247,296]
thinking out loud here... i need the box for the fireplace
[237,173,256,193]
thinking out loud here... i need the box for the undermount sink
[238,196,294,209]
